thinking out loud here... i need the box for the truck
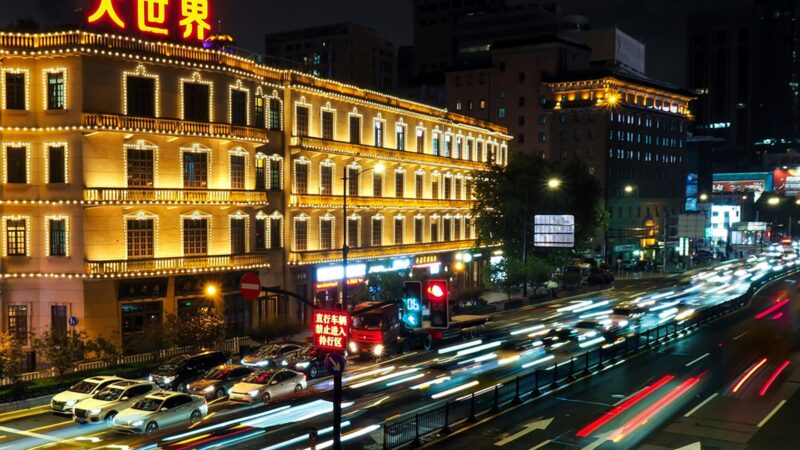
[348,301,491,359]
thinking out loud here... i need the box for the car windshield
[352,314,383,330]
[132,397,163,412]
[243,370,274,384]
[92,387,124,401]
[204,368,232,380]
[69,380,100,394]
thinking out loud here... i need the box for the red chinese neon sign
[312,310,350,351]
[87,0,212,42]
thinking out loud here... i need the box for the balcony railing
[290,194,472,210]
[82,113,269,143]
[289,240,476,265]
[84,188,268,206]
[86,253,270,276]
[292,136,490,171]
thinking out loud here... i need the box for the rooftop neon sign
[86,0,212,42]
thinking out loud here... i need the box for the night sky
[3,0,753,86]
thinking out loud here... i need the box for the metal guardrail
[382,266,798,449]
[0,336,260,387]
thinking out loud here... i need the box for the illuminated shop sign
[315,264,367,282]
[368,258,411,274]
[86,0,212,42]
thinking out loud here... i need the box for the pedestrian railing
[0,335,258,387]
[382,266,798,449]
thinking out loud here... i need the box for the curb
[0,394,53,413]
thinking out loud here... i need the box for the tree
[164,308,226,349]
[472,157,602,292]
[90,334,122,368]
[0,332,25,381]
[249,317,305,343]
[31,330,90,376]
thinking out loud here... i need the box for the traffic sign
[402,281,423,329]
[240,272,261,300]
[425,280,449,329]
[68,316,78,327]
[313,310,350,351]
[323,352,347,375]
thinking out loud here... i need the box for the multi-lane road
[0,253,793,450]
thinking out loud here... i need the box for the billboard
[773,169,800,196]
[712,172,772,195]
[534,215,575,248]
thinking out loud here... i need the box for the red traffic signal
[426,280,448,302]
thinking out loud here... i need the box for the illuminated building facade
[545,70,693,261]
[0,31,509,349]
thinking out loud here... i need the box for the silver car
[229,369,307,403]
[240,343,303,368]
[73,380,156,424]
[111,391,207,435]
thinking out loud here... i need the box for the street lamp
[521,178,561,297]
[334,162,384,450]
[204,283,218,297]
[699,193,709,202]
[547,178,562,189]
[768,197,781,206]
[624,185,635,194]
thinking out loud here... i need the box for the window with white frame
[347,215,361,248]
[347,165,361,196]
[465,139,473,160]
[3,69,28,110]
[181,72,213,122]
[395,168,405,198]
[269,214,283,249]
[182,145,210,188]
[431,173,440,199]
[126,140,156,188]
[294,158,310,194]
[374,118,385,147]
[349,113,362,144]
[229,149,247,190]
[45,68,66,111]
[394,215,405,245]
[416,126,425,153]
[319,215,334,250]
[229,81,250,126]
[47,216,68,257]
[4,217,28,256]
[126,216,154,259]
[443,216,452,241]
[269,156,283,190]
[430,216,440,242]
[455,176,463,200]
[454,216,462,240]
[414,216,424,243]
[46,142,68,184]
[294,216,309,251]
[296,105,310,136]
[415,171,424,198]
[124,66,158,117]
[371,215,383,246]
[444,134,452,157]
[321,107,335,140]
[269,97,282,131]
[230,214,247,254]
[183,214,209,256]
[454,136,462,159]
[432,131,440,156]
[443,174,452,199]
[373,170,384,197]
[396,123,406,150]
[4,143,29,184]
[7,305,28,345]
[320,160,334,196]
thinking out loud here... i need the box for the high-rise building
[686,7,755,171]
[0,30,508,350]
[264,23,396,91]
[545,70,693,260]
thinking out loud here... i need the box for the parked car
[241,343,303,368]
[288,345,330,378]
[149,351,228,392]
[229,369,307,404]
[111,391,207,435]
[51,376,126,415]
[187,364,253,400]
[73,380,156,424]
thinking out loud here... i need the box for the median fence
[0,336,261,387]
[382,266,798,449]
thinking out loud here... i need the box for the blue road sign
[68,316,79,327]
[324,352,347,375]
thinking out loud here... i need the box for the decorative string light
[123,210,160,259]
[179,71,214,122]
[2,142,32,184]
[1,67,30,110]
[44,215,70,257]
[228,210,251,253]
[42,67,68,110]
[1,215,31,257]
[43,141,70,184]
[122,64,160,117]
[180,210,213,256]
[228,79,251,126]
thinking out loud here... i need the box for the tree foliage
[164,308,226,348]
[472,157,602,259]
[31,330,90,376]
[0,332,25,381]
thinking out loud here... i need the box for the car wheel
[261,392,271,404]
[308,364,319,379]
[422,334,433,351]
[294,384,303,393]
[145,422,158,435]
[176,382,187,393]
[214,389,226,399]
[189,410,202,424]
[104,411,117,423]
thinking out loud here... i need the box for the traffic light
[425,280,449,329]
[402,282,423,329]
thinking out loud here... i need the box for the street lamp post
[522,178,561,297]
[333,163,383,450]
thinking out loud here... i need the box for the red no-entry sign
[240,272,262,300]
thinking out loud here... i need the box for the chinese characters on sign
[313,310,350,351]
[87,0,212,42]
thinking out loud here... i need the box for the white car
[111,391,207,435]
[229,369,307,403]
[73,380,156,424]
[51,376,125,415]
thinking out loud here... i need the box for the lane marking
[757,399,787,428]
[733,331,749,340]
[529,440,551,450]
[494,418,553,446]
[684,393,718,417]
[685,353,710,367]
